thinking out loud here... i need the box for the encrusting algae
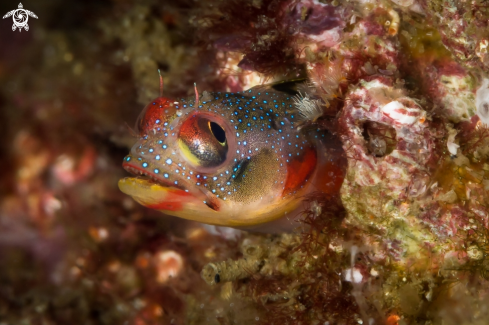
[2,0,489,324]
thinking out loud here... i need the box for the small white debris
[344,268,363,283]
[447,127,460,155]
[350,14,356,25]
[44,196,62,216]
[310,200,322,217]
[156,250,184,283]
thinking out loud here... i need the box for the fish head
[119,87,330,228]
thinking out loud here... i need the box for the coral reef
[2,0,489,324]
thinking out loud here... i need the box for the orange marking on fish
[283,146,317,195]
[137,97,175,136]
[146,201,184,211]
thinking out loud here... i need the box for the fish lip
[122,162,188,192]
[122,161,222,211]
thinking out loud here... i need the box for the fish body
[119,82,345,230]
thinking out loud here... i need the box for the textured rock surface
[2,0,489,324]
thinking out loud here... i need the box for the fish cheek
[231,149,282,204]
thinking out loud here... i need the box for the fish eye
[178,115,229,168]
[209,121,226,145]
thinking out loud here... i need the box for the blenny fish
[119,80,345,231]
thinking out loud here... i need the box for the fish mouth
[120,161,217,211]
[122,162,187,192]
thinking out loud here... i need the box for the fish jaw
[118,177,194,212]
[119,162,307,228]
[121,160,208,200]
[119,162,225,223]
[118,175,307,228]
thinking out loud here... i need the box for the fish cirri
[119,81,345,231]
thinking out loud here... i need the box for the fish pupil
[209,121,226,144]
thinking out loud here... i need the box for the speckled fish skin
[119,82,344,230]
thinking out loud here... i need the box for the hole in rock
[361,121,397,157]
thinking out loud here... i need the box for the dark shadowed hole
[270,79,307,95]
[209,121,226,144]
[362,121,397,157]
